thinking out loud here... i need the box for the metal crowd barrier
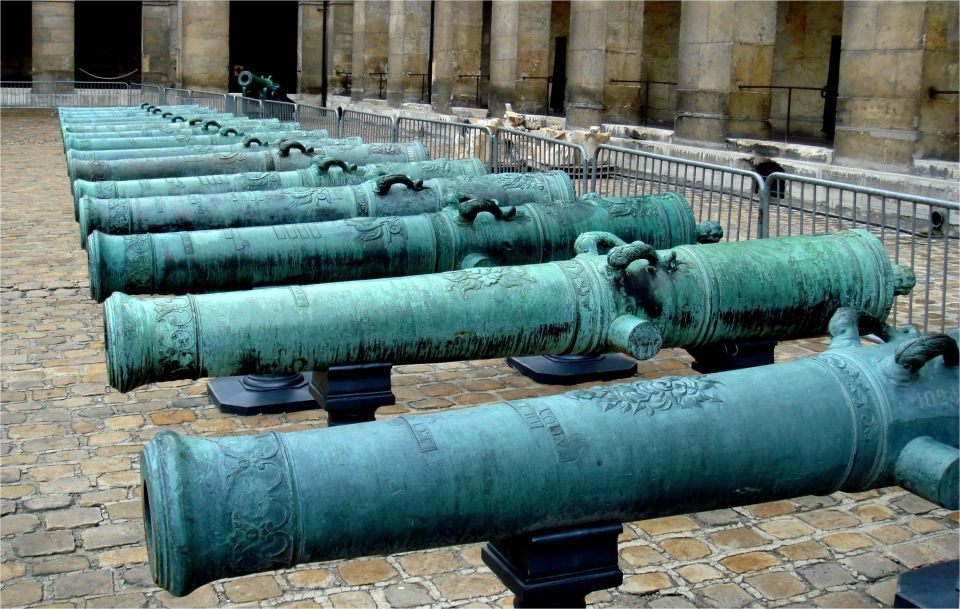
[592,145,765,243]
[764,173,958,333]
[235,96,264,119]
[296,103,340,135]
[339,108,395,142]
[162,88,190,106]
[395,116,494,166]
[0,80,133,108]
[184,90,229,113]
[494,127,591,196]
[262,99,297,122]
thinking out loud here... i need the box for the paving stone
[0,561,27,581]
[155,585,220,608]
[398,549,460,576]
[97,545,147,567]
[647,596,697,608]
[620,572,673,594]
[105,500,142,521]
[384,582,436,607]
[285,568,336,588]
[798,561,856,588]
[866,524,914,544]
[1,513,41,535]
[80,522,142,550]
[852,504,896,522]
[121,566,153,588]
[719,551,781,573]
[675,563,723,584]
[223,575,282,603]
[792,495,841,510]
[883,540,950,568]
[635,515,699,536]
[660,538,711,560]
[33,555,91,575]
[924,532,960,559]
[745,500,797,518]
[813,590,877,608]
[621,545,667,567]
[906,517,947,533]
[779,540,831,561]
[338,558,398,585]
[45,507,103,530]
[692,508,741,526]
[865,577,898,605]
[275,600,323,609]
[83,592,148,608]
[710,527,766,549]
[14,530,75,556]
[892,494,938,515]
[758,518,815,539]
[797,509,861,530]
[433,572,506,600]
[822,532,875,552]
[328,591,376,609]
[745,571,808,600]
[52,570,115,598]
[697,583,757,608]
[2,580,44,606]
[840,552,901,581]
[1,483,35,499]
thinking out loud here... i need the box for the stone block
[286,568,335,588]
[883,539,951,568]
[798,561,856,588]
[338,558,397,585]
[822,532,875,552]
[733,0,777,45]
[779,540,830,561]
[52,570,114,599]
[398,549,459,576]
[838,51,900,98]
[840,552,901,580]
[329,591,376,609]
[621,544,667,567]
[710,527,766,549]
[693,508,741,526]
[876,2,924,49]
[80,522,142,550]
[155,585,220,608]
[661,538,712,560]
[621,572,674,594]
[384,582,435,607]
[1,513,40,535]
[1,580,43,606]
[797,509,861,530]
[45,507,103,530]
[697,582,756,608]
[635,515,699,536]
[720,551,780,574]
[433,573,505,601]
[759,518,815,539]
[676,563,724,584]
[14,530,75,556]
[744,571,808,600]
[33,555,90,576]
[222,575,282,603]
[842,2,879,51]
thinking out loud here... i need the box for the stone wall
[178,0,229,91]
[31,0,74,86]
[141,1,176,85]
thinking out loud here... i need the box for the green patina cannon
[66,135,361,163]
[140,313,959,596]
[87,193,721,300]
[78,170,570,244]
[60,109,228,125]
[72,158,490,212]
[70,141,430,182]
[58,105,210,120]
[238,70,280,100]
[63,121,301,153]
[65,129,332,152]
[63,118,292,135]
[104,229,914,392]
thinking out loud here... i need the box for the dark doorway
[1,2,31,80]
[549,37,567,114]
[821,35,841,140]
[75,1,141,82]
[228,1,298,94]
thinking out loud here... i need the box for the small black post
[507,354,637,385]
[688,339,778,374]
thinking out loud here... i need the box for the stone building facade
[17,0,960,171]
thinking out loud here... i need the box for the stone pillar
[641,1,682,126]
[386,0,432,107]
[565,0,645,128]
[675,0,777,144]
[431,0,483,112]
[142,0,177,85]
[177,0,229,91]
[298,0,325,95]
[835,1,959,169]
[918,1,959,161]
[351,0,389,102]
[327,0,353,96]
[31,0,74,87]
[489,0,552,117]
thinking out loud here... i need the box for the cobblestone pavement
[1,110,957,609]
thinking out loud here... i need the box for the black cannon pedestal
[688,339,777,374]
[309,363,395,426]
[507,354,637,385]
[893,560,959,608]
[208,373,316,415]
[482,522,623,608]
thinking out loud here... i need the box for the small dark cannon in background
[78,170,574,245]
[237,70,292,102]
[139,311,958,598]
[86,193,721,300]
[103,229,914,392]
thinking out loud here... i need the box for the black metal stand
[308,362,395,426]
[894,560,959,608]
[208,373,316,415]
[482,522,623,608]
[506,354,637,385]
[688,339,777,374]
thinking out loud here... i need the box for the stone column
[835,1,958,169]
[32,0,74,88]
[565,0,645,128]
[489,0,552,117]
[431,0,483,113]
[142,0,177,85]
[918,1,959,162]
[327,0,353,96]
[298,0,325,95]
[386,0,432,107]
[177,0,229,91]
[351,0,389,102]
[674,0,777,144]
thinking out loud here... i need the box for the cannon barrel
[65,129,331,152]
[140,316,958,595]
[105,229,914,392]
[73,157,489,209]
[65,136,361,163]
[60,111,230,128]
[62,118,296,136]
[70,141,430,182]
[87,193,719,300]
[78,170,571,244]
[238,70,280,98]
[62,122,301,153]
[58,104,207,116]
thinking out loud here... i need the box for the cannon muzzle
[140,315,958,595]
[105,229,915,392]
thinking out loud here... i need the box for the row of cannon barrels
[59,104,959,601]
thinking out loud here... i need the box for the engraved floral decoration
[153,297,196,377]
[573,376,723,416]
[347,217,405,242]
[442,267,536,297]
